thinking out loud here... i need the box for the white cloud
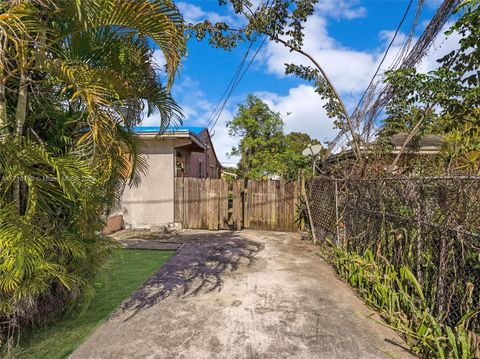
[152,49,166,67]
[316,0,367,20]
[257,85,338,144]
[260,8,380,96]
[209,109,240,165]
[425,0,444,9]
[177,2,243,26]
[261,7,462,104]
[144,1,463,166]
[417,23,461,72]
[379,30,408,48]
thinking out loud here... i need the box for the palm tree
[0,0,185,345]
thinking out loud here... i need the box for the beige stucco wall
[120,139,175,228]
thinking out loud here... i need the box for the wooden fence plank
[183,177,189,228]
[216,179,219,230]
[174,178,183,223]
[175,177,297,232]
[285,181,295,232]
[278,179,285,231]
[245,180,251,229]
[232,180,244,230]
[252,181,258,229]
[195,178,202,229]
[270,180,276,231]
[264,181,269,230]
[220,180,229,229]
[260,181,265,230]
[192,178,198,229]
[197,178,202,228]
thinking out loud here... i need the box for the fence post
[334,179,340,246]
[232,180,244,230]
[301,170,317,244]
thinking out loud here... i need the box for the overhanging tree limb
[389,106,434,172]
[271,35,361,159]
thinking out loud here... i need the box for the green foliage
[293,194,308,230]
[187,0,315,50]
[0,139,115,330]
[186,0,351,136]
[0,0,185,347]
[330,246,480,358]
[10,249,174,359]
[285,132,324,178]
[227,95,320,179]
[380,1,480,174]
[284,63,347,129]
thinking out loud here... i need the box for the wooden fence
[175,178,298,232]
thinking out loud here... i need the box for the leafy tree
[0,0,185,345]
[228,95,320,179]
[228,95,285,178]
[187,0,361,156]
[380,0,480,174]
[283,132,322,178]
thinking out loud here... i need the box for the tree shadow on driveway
[120,231,264,316]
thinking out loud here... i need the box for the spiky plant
[0,0,185,347]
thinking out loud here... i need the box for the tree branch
[271,36,362,159]
[389,106,434,172]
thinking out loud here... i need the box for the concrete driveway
[71,230,414,359]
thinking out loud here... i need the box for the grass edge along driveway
[13,249,174,359]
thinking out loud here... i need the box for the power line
[327,0,416,156]
[364,0,460,128]
[203,40,255,129]
[352,0,414,119]
[209,35,268,133]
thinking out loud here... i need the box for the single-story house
[319,133,443,175]
[111,126,222,230]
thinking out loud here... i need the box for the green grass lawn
[14,249,174,359]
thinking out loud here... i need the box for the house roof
[132,125,206,150]
[132,126,223,168]
[132,126,205,135]
[390,133,443,148]
[324,133,444,165]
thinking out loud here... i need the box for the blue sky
[142,0,460,165]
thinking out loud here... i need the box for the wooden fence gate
[175,178,298,232]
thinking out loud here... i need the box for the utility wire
[329,0,416,156]
[209,35,268,133]
[203,40,254,129]
[352,0,414,118]
[364,0,459,129]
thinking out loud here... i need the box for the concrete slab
[71,230,415,359]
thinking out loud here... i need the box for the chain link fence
[307,176,480,332]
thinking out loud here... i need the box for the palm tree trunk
[0,41,7,137]
[15,71,28,138]
[14,45,29,213]
[0,79,6,133]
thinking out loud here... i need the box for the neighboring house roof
[324,133,444,164]
[390,133,443,153]
[133,126,205,136]
[132,125,206,150]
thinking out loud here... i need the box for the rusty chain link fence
[307,176,480,332]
